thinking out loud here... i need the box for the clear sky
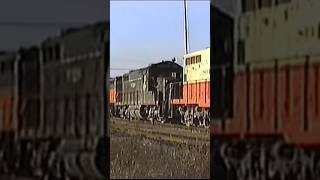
[110,0,210,77]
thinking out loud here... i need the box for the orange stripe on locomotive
[109,89,117,104]
[172,81,210,108]
[0,95,16,135]
[212,62,320,147]
[109,78,117,104]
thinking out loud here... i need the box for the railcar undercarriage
[111,104,210,128]
[212,138,320,180]
[178,106,210,128]
[0,137,106,180]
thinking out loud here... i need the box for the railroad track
[111,118,210,144]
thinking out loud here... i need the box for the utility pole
[183,0,190,55]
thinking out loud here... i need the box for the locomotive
[110,48,210,128]
[212,0,320,179]
[110,60,183,123]
[172,48,210,127]
[0,22,107,179]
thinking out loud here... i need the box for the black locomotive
[0,22,108,179]
[110,60,183,123]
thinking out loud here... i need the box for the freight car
[212,0,320,179]
[0,22,107,180]
[110,61,183,123]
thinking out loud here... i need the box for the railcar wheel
[160,116,166,123]
[129,107,135,120]
[185,113,190,127]
[267,151,281,179]
[63,153,84,179]
[203,119,210,128]
[177,107,185,125]
[3,140,16,175]
[79,152,105,179]
[0,148,4,174]
[184,108,189,126]
[212,140,229,180]
[184,107,194,127]
[18,142,34,177]
[313,153,320,179]
[139,106,148,120]
[119,107,123,119]
[125,107,130,120]
[203,110,210,128]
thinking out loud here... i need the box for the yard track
[111,118,210,145]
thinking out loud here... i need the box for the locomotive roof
[129,66,147,73]
[109,61,181,81]
[42,21,108,44]
[184,48,210,58]
[60,21,108,37]
[129,60,181,73]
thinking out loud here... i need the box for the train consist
[212,0,320,179]
[110,48,210,128]
[0,22,107,179]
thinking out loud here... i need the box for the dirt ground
[110,131,209,179]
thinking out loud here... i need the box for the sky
[110,0,210,77]
[0,0,107,51]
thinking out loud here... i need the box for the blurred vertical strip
[106,0,110,178]
[96,1,110,178]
